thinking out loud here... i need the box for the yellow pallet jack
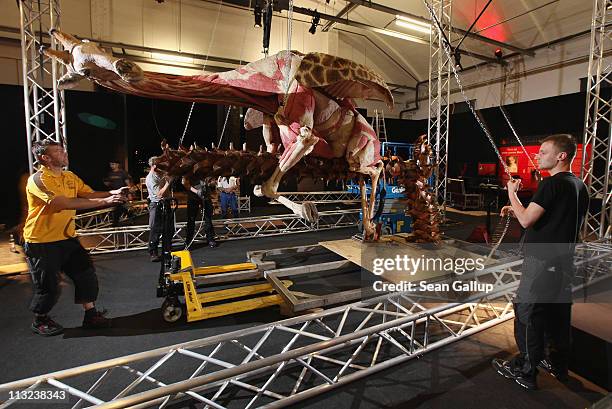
[157,250,292,323]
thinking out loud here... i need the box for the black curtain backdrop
[380,92,588,178]
[64,90,125,191]
[1,84,27,230]
[1,84,591,227]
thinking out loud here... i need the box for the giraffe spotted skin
[296,53,393,108]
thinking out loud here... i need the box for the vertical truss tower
[582,0,612,239]
[427,0,452,217]
[19,0,66,173]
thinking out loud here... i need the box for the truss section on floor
[1,242,608,408]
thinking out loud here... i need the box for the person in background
[506,156,518,173]
[103,160,133,226]
[23,139,127,336]
[145,157,174,262]
[217,176,239,218]
[182,176,218,248]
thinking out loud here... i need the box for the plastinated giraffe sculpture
[42,29,393,240]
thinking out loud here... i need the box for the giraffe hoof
[301,202,318,223]
[253,185,264,197]
[114,59,144,82]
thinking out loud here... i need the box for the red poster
[498,144,591,191]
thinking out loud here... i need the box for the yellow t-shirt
[22,166,94,243]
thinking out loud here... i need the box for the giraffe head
[41,29,144,89]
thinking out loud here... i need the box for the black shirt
[523,171,589,258]
[105,170,130,190]
[188,179,213,201]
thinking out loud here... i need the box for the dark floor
[0,211,608,408]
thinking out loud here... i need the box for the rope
[178,0,224,147]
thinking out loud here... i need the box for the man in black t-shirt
[103,161,133,226]
[182,176,217,248]
[104,161,132,191]
[492,134,588,390]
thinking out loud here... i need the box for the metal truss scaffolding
[78,209,360,254]
[74,201,149,230]
[271,191,360,205]
[19,0,66,173]
[1,242,609,408]
[427,0,452,217]
[582,0,612,240]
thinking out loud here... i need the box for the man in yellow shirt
[23,139,127,336]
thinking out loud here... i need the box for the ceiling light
[381,30,425,43]
[151,52,194,64]
[309,11,320,35]
[396,15,431,28]
[394,15,431,34]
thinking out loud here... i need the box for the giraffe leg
[57,72,86,89]
[358,164,383,241]
[253,126,320,222]
[40,48,71,66]
[49,29,80,50]
[358,176,370,238]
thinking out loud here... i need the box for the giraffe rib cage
[1,242,609,409]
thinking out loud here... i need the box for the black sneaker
[31,316,64,336]
[209,240,218,248]
[538,359,569,382]
[492,358,538,390]
[82,309,111,329]
[150,253,162,262]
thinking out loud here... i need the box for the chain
[423,1,511,178]
[499,105,539,171]
[486,216,511,260]
[282,0,295,108]
[217,106,232,147]
[179,102,196,147]
[422,0,513,256]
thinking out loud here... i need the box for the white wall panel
[0,0,595,121]
[409,35,594,120]
[0,56,20,85]
[143,0,180,51]
[110,0,144,46]
[61,0,92,38]
[0,1,20,30]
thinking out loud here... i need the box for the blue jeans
[220,192,238,217]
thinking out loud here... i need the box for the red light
[494,48,503,59]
